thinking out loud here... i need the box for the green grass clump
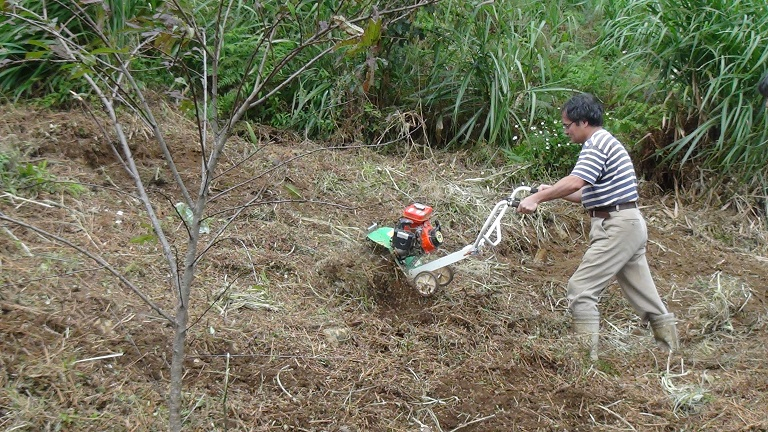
[1,148,84,197]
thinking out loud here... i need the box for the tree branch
[0,212,174,323]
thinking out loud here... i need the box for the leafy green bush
[604,100,665,150]
[158,0,385,140]
[503,118,580,179]
[1,150,53,196]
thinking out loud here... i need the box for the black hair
[562,93,604,127]
[759,72,768,98]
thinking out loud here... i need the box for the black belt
[588,202,637,218]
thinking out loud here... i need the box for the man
[517,93,678,360]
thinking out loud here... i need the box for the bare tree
[0,0,434,430]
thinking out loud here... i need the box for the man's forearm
[561,188,582,203]
[534,175,585,204]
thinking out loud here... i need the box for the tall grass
[401,0,576,148]
[0,0,162,104]
[601,0,768,184]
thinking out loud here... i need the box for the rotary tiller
[366,185,537,296]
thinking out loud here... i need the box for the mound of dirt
[1,103,767,431]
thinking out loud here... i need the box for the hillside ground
[1,103,767,431]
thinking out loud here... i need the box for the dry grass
[2,103,768,431]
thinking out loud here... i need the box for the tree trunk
[168,305,189,432]
[168,238,199,431]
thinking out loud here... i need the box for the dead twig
[276,365,298,402]
[448,414,497,432]
[596,404,637,431]
[2,226,32,256]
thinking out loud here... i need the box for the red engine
[391,203,443,259]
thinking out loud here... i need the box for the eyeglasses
[562,121,576,130]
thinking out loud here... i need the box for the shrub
[503,117,580,179]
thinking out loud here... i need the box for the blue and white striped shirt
[571,129,639,209]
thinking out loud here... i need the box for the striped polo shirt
[570,129,639,209]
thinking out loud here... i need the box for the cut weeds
[1,103,767,431]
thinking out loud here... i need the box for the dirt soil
[1,103,768,432]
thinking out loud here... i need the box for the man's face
[561,112,587,144]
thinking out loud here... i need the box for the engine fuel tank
[402,203,433,223]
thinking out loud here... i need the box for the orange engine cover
[419,221,442,253]
[402,203,433,224]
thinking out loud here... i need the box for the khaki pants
[567,208,668,320]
